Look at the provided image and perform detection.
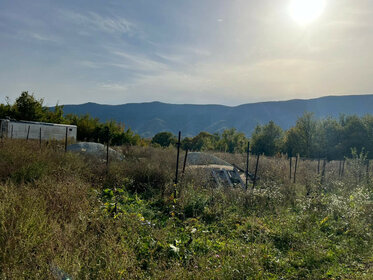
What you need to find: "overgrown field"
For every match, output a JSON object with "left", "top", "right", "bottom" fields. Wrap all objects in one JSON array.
[{"left": 1, "top": 140, "right": 373, "bottom": 279}]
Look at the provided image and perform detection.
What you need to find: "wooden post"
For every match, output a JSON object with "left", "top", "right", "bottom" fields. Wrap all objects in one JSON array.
[
  {"left": 182, "top": 149, "right": 188, "bottom": 175},
  {"left": 174, "top": 131, "right": 181, "bottom": 198},
  {"left": 293, "top": 154, "right": 299, "bottom": 184},
  {"left": 252, "top": 154, "right": 260, "bottom": 189},
  {"left": 10, "top": 125, "right": 13, "bottom": 139},
  {"left": 64, "top": 127, "right": 68, "bottom": 152},
  {"left": 245, "top": 141, "right": 250, "bottom": 190},
  {"left": 341, "top": 159, "right": 345, "bottom": 177},
  {"left": 26, "top": 125, "right": 30, "bottom": 141},
  {"left": 338, "top": 160, "right": 342, "bottom": 177},
  {"left": 289, "top": 156, "right": 292, "bottom": 180}
]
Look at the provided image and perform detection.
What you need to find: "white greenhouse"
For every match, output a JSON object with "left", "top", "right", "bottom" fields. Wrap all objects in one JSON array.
[{"left": 0, "top": 119, "right": 77, "bottom": 141}]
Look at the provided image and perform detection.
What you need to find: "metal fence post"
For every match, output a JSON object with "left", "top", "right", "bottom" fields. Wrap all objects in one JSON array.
[
  {"left": 245, "top": 141, "right": 250, "bottom": 190},
  {"left": 252, "top": 154, "right": 260, "bottom": 189},
  {"left": 293, "top": 154, "right": 299, "bottom": 183},
  {"left": 65, "top": 127, "right": 68, "bottom": 152},
  {"left": 174, "top": 131, "right": 181, "bottom": 198}
]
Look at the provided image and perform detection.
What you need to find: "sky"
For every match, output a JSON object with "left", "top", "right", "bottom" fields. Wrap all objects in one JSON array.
[{"left": 0, "top": 0, "right": 372, "bottom": 106}]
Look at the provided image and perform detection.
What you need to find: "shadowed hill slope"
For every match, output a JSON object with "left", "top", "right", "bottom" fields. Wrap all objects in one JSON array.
[{"left": 61, "top": 94, "right": 373, "bottom": 137}]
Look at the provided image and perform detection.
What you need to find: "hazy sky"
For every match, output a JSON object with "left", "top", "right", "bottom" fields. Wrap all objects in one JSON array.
[{"left": 0, "top": 0, "right": 372, "bottom": 105}]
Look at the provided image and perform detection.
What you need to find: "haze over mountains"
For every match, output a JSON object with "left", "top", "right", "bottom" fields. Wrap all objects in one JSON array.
[{"left": 62, "top": 94, "right": 373, "bottom": 137}]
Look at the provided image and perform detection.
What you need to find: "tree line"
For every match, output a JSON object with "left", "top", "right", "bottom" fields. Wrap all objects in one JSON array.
[
  {"left": 2, "top": 92, "right": 373, "bottom": 160},
  {"left": 152, "top": 113, "right": 373, "bottom": 160},
  {"left": 0, "top": 92, "right": 143, "bottom": 146},
  {"left": 151, "top": 129, "right": 247, "bottom": 154}
]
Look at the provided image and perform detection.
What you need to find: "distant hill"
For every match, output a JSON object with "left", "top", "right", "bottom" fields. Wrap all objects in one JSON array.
[{"left": 61, "top": 94, "right": 373, "bottom": 137}]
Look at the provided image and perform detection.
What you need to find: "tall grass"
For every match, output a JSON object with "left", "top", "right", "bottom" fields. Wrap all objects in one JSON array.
[{"left": 1, "top": 139, "right": 373, "bottom": 279}]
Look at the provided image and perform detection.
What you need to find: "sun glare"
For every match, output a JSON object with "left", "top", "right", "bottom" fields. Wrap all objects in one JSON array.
[{"left": 289, "top": 0, "right": 326, "bottom": 25}]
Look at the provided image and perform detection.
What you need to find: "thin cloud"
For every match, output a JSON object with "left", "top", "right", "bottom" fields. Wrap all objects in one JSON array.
[
  {"left": 155, "top": 47, "right": 211, "bottom": 65},
  {"left": 60, "top": 10, "right": 135, "bottom": 35},
  {"left": 78, "top": 60, "right": 101, "bottom": 69},
  {"left": 29, "top": 33, "right": 59, "bottom": 43},
  {"left": 100, "top": 83, "right": 129, "bottom": 91},
  {"left": 111, "top": 51, "right": 168, "bottom": 72}
]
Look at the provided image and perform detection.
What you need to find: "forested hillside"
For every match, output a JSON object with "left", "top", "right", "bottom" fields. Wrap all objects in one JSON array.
[{"left": 61, "top": 94, "right": 373, "bottom": 137}]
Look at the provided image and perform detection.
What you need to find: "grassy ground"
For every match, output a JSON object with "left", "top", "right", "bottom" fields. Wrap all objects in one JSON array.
[{"left": 1, "top": 140, "right": 373, "bottom": 279}]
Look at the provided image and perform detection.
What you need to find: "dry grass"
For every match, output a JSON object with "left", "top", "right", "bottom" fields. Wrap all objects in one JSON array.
[{"left": 1, "top": 139, "right": 373, "bottom": 279}]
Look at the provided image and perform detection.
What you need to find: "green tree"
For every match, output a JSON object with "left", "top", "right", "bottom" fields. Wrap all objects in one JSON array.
[
  {"left": 44, "top": 104, "right": 65, "bottom": 124},
  {"left": 217, "top": 128, "right": 246, "bottom": 153},
  {"left": 181, "top": 137, "right": 193, "bottom": 150},
  {"left": 251, "top": 121, "right": 283, "bottom": 156},
  {"left": 284, "top": 113, "right": 317, "bottom": 158},
  {"left": 0, "top": 101, "right": 13, "bottom": 119},
  {"left": 66, "top": 113, "right": 101, "bottom": 142},
  {"left": 151, "top": 132, "right": 176, "bottom": 147},
  {"left": 13, "top": 91, "right": 47, "bottom": 121},
  {"left": 283, "top": 127, "right": 301, "bottom": 157},
  {"left": 191, "top": 132, "right": 219, "bottom": 151},
  {"left": 339, "top": 115, "right": 369, "bottom": 157},
  {"left": 362, "top": 115, "right": 373, "bottom": 159},
  {"left": 315, "top": 118, "right": 342, "bottom": 160},
  {"left": 113, "top": 128, "right": 141, "bottom": 146}
]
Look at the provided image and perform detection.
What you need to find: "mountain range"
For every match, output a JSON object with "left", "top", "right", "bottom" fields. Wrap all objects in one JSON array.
[{"left": 61, "top": 94, "right": 373, "bottom": 137}]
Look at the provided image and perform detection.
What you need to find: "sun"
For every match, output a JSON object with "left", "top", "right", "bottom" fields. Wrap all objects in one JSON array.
[{"left": 289, "top": 0, "right": 326, "bottom": 25}]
